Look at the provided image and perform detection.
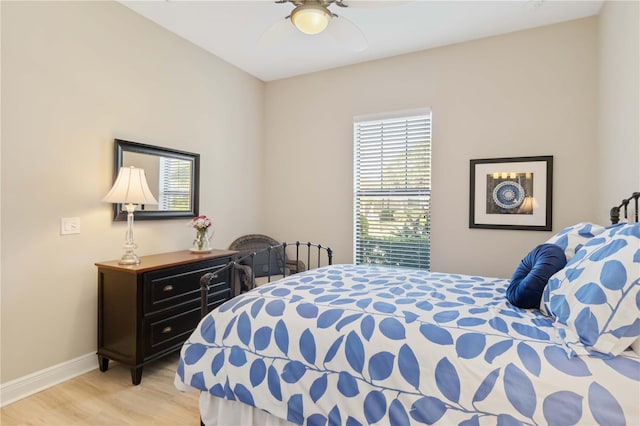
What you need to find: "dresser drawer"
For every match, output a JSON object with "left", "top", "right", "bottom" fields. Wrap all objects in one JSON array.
[
  {"left": 143, "top": 259, "right": 231, "bottom": 314},
  {"left": 143, "top": 299, "right": 227, "bottom": 358},
  {"left": 144, "top": 305, "right": 201, "bottom": 358}
]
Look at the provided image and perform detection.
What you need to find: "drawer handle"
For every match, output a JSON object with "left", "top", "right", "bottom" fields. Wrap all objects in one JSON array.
[
  {"left": 162, "top": 284, "right": 173, "bottom": 292},
  {"left": 161, "top": 326, "right": 173, "bottom": 334}
]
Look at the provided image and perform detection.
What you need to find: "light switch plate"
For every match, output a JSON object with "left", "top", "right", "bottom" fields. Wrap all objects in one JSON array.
[{"left": 61, "top": 217, "right": 80, "bottom": 235}]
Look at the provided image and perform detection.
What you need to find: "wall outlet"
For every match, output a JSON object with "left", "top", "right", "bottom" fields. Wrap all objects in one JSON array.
[{"left": 60, "top": 217, "right": 81, "bottom": 235}]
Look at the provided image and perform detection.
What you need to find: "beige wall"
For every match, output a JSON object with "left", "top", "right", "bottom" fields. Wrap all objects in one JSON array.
[
  {"left": 1, "top": 1, "right": 264, "bottom": 382},
  {"left": 263, "top": 18, "right": 599, "bottom": 278},
  {"left": 596, "top": 0, "right": 640, "bottom": 223}
]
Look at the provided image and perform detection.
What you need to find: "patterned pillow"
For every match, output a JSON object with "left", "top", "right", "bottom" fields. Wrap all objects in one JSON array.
[
  {"left": 542, "top": 222, "right": 640, "bottom": 358},
  {"left": 545, "top": 222, "right": 606, "bottom": 261}
]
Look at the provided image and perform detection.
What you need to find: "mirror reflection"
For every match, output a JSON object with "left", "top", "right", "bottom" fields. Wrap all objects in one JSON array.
[
  {"left": 122, "top": 151, "right": 193, "bottom": 211},
  {"left": 112, "top": 139, "right": 200, "bottom": 221}
]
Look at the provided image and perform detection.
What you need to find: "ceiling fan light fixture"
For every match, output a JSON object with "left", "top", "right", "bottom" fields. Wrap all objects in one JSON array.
[{"left": 291, "top": 4, "right": 332, "bottom": 35}]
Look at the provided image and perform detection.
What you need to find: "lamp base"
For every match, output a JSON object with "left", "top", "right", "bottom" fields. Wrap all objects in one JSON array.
[
  {"left": 118, "top": 252, "right": 141, "bottom": 265},
  {"left": 118, "top": 241, "right": 141, "bottom": 265}
]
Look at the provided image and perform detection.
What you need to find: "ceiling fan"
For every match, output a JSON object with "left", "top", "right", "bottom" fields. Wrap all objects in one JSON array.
[{"left": 260, "top": 0, "right": 396, "bottom": 52}]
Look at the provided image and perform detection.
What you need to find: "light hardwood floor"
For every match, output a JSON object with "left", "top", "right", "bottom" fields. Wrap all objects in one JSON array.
[{"left": 1, "top": 353, "right": 200, "bottom": 426}]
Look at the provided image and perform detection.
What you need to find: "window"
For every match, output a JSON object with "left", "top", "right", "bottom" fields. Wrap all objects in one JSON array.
[
  {"left": 354, "top": 110, "right": 432, "bottom": 269},
  {"left": 158, "top": 157, "right": 192, "bottom": 210}
]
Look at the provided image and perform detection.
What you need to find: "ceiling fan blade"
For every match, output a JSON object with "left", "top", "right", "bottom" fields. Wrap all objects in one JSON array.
[
  {"left": 258, "top": 17, "right": 296, "bottom": 48},
  {"left": 326, "top": 15, "right": 368, "bottom": 52},
  {"left": 339, "top": 0, "right": 415, "bottom": 9}
]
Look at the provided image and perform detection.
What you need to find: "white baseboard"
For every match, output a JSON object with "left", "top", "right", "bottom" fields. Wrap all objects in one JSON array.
[{"left": 0, "top": 352, "right": 98, "bottom": 407}]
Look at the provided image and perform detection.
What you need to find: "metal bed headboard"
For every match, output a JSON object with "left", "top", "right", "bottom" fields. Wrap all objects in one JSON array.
[
  {"left": 200, "top": 241, "right": 333, "bottom": 317},
  {"left": 610, "top": 192, "right": 640, "bottom": 224}
]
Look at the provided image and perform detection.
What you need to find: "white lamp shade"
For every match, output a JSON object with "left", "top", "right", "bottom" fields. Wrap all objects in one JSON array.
[
  {"left": 103, "top": 166, "right": 158, "bottom": 205},
  {"left": 291, "top": 4, "right": 331, "bottom": 35}
]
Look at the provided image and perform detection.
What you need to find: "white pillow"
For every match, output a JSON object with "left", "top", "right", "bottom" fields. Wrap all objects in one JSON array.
[
  {"left": 542, "top": 222, "right": 640, "bottom": 358},
  {"left": 545, "top": 222, "right": 606, "bottom": 261}
]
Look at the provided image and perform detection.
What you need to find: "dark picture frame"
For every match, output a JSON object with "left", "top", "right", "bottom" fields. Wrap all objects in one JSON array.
[{"left": 469, "top": 156, "right": 553, "bottom": 231}]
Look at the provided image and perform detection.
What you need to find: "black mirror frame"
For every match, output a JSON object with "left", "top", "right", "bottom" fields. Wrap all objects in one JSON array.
[{"left": 112, "top": 139, "right": 200, "bottom": 221}]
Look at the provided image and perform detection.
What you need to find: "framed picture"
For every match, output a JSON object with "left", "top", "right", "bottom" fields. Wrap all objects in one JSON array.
[{"left": 469, "top": 156, "right": 553, "bottom": 231}]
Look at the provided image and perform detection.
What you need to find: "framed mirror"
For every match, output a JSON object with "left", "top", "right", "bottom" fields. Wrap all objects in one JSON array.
[{"left": 111, "top": 139, "right": 200, "bottom": 221}]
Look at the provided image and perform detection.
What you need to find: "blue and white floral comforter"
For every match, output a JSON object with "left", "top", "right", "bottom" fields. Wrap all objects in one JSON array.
[{"left": 175, "top": 264, "right": 639, "bottom": 425}]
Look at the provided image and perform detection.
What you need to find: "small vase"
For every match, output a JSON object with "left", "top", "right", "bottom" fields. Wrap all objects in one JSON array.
[{"left": 191, "top": 228, "right": 212, "bottom": 252}]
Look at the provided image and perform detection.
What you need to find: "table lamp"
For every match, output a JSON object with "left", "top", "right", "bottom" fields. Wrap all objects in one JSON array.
[{"left": 103, "top": 166, "right": 158, "bottom": 264}]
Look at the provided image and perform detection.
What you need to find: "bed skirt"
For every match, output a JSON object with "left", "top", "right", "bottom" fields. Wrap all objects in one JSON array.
[{"left": 200, "top": 392, "right": 294, "bottom": 426}]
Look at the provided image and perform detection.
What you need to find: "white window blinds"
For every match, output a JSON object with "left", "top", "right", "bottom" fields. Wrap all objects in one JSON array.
[
  {"left": 354, "top": 111, "right": 432, "bottom": 269},
  {"left": 158, "top": 157, "right": 192, "bottom": 211}
]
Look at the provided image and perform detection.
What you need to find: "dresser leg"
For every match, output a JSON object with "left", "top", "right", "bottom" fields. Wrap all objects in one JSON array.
[
  {"left": 98, "top": 355, "right": 109, "bottom": 372},
  {"left": 131, "top": 366, "right": 143, "bottom": 385}
]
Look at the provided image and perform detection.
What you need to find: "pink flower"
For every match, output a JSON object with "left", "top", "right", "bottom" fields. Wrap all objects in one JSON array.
[{"left": 191, "top": 215, "right": 212, "bottom": 231}]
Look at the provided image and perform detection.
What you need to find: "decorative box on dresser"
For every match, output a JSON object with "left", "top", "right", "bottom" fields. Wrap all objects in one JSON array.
[{"left": 95, "top": 249, "right": 237, "bottom": 385}]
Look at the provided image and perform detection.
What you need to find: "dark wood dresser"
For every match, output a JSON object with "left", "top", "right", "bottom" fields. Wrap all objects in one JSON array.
[{"left": 95, "top": 249, "right": 237, "bottom": 385}]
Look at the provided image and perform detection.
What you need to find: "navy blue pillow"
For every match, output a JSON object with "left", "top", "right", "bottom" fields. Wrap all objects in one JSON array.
[{"left": 506, "top": 243, "right": 567, "bottom": 309}]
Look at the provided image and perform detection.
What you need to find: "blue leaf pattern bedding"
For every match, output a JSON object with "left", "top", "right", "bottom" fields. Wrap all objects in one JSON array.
[{"left": 175, "top": 264, "right": 639, "bottom": 425}]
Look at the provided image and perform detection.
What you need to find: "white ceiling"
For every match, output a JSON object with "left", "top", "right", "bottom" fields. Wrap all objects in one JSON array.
[{"left": 120, "top": 0, "right": 603, "bottom": 82}]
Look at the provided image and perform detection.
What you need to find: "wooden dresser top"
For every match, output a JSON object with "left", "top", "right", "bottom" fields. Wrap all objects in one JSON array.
[{"left": 95, "top": 249, "right": 238, "bottom": 273}]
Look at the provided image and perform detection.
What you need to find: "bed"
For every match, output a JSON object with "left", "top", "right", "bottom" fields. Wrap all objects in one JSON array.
[{"left": 175, "top": 193, "right": 640, "bottom": 425}]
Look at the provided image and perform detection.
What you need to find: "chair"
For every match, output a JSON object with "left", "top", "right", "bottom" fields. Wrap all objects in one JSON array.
[{"left": 228, "top": 234, "right": 306, "bottom": 295}]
